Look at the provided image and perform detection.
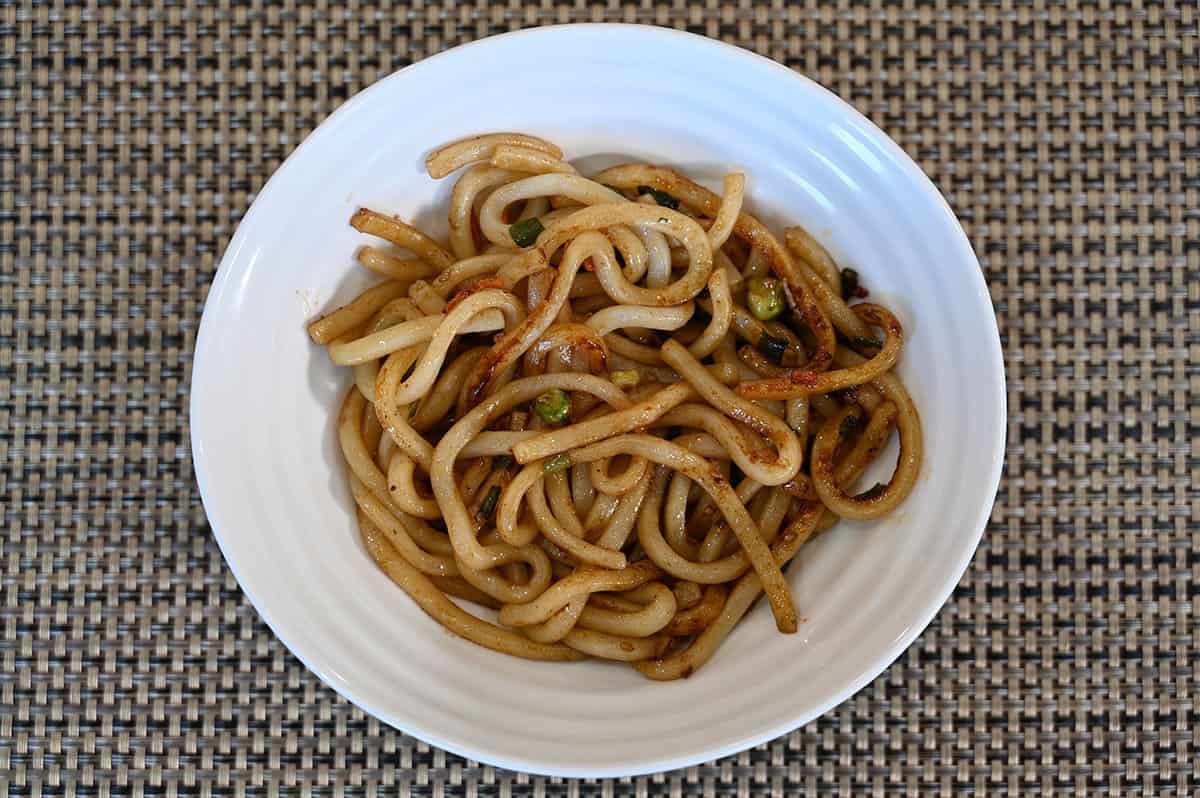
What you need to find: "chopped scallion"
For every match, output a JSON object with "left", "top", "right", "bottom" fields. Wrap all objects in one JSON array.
[
  {"left": 747, "top": 275, "right": 785, "bottom": 321},
  {"left": 636, "top": 185, "right": 680, "bottom": 210},
  {"left": 478, "top": 485, "right": 500, "bottom": 518},
  {"left": 757, "top": 332, "right": 787, "bottom": 362},
  {"left": 610, "top": 369, "right": 640, "bottom": 388},
  {"left": 544, "top": 453, "right": 572, "bottom": 474},
  {"left": 509, "top": 217, "right": 544, "bottom": 248},
  {"left": 532, "top": 388, "right": 570, "bottom": 425}
]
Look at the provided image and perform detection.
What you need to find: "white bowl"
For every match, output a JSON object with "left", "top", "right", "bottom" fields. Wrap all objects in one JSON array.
[{"left": 191, "top": 24, "right": 1005, "bottom": 777}]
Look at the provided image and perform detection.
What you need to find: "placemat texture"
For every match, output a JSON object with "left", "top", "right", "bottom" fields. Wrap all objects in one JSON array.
[{"left": 2, "top": 1, "right": 1197, "bottom": 795}]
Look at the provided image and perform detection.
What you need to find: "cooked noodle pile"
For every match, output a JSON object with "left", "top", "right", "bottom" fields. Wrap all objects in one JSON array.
[{"left": 308, "top": 133, "right": 922, "bottom": 679}]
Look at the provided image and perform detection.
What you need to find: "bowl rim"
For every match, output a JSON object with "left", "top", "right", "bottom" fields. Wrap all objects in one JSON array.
[{"left": 190, "top": 22, "right": 1007, "bottom": 777}]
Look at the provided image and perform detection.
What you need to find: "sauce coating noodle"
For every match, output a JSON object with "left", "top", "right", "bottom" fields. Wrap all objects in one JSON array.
[{"left": 308, "top": 133, "right": 923, "bottom": 677}]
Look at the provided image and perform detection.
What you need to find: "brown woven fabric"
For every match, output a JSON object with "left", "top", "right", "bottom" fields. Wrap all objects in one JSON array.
[{"left": 2, "top": 1, "right": 1197, "bottom": 794}]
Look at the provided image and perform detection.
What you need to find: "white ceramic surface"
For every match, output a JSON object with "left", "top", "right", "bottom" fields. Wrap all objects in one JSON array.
[{"left": 191, "top": 24, "right": 1006, "bottom": 777}]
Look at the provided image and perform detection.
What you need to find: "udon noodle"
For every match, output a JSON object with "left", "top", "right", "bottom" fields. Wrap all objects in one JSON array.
[{"left": 308, "top": 133, "right": 923, "bottom": 679}]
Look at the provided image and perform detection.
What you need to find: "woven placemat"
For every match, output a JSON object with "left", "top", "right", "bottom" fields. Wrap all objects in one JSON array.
[{"left": 2, "top": 1, "right": 1197, "bottom": 794}]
